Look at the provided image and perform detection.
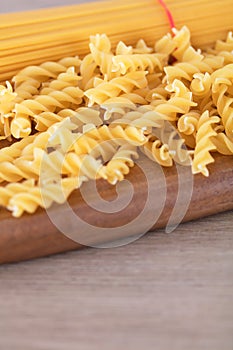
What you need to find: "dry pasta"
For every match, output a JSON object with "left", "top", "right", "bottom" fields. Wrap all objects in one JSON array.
[
  {"left": 0, "top": 22, "right": 233, "bottom": 217},
  {"left": 100, "top": 144, "right": 139, "bottom": 185}
]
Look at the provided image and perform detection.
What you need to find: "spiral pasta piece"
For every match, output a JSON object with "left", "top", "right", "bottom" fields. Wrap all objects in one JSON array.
[
  {"left": 21, "top": 108, "right": 102, "bottom": 156},
  {"left": 164, "top": 27, "right": 224, "bottom": 83},
  {"left": 0, "top": 83, "right": 17, "bottom": 138},
  {"left": 0, "top": 140, "right": 104, "bottom": 184},
  {"left": 0, "top": 134, "right": 37, "bottom": 162},
  {"left": 143, "top": 137, "right": 173, "bottom": 167},
  {"left": 78, "top": 124, "right": 148, "bottom": 148},
  {"left": 0, "top": 155, "right": 38, "bottom": 183},
  {"left": 3, "top": 177, "right": 82, "bottom": 217},
  {"left": 84, "top": 71, "right": 148, "bottom": 106},
  {"left": 192, "top": 111, "right": 220, "bottom": 176},
  {"left": 0, "top": 82, "right": 18, "bottom": 115},
  {"left": 9, "top": 59, "right": 82, "bottom": 128},
  {"left": 112, "top": 107, "right": 164, "bottom": 130},
  {"left": 171, "top": 26, "right": 191, "bottom": 61},
  {"left": 100, "top": 96, "right": 138, "bottom": 121},
  {"left": 16, "top": 87, "right": 84, "bottom": 118},
  {"left": 164, "top": 51, "right": 224, "bottom": 84},
  {"left": 100, "top": 144, "right": 138, "bottom": 185},
  {"left": 133, "top": 39, "right": 153, "bottom": 54},
  {"left": 79, "top": 53, "right": 99, "bottom": 90},
  {"left": 154, "top": 32, "right": 176, "bottom": 56},
  {"left": 48, "top": 125, "right": 117, "bottom": 162},
  {"left": 116, "top": 41, "right": 133, "bottom": 55},
  {"left": 33, "top": 148, "right": 103, "bottom": 180},
  {"left": 11, "top": 85, "right": 84, "bottom": 138},
  {"left": 208, "top": 32, "right": 233, "bottom": 64},
  {"left": 40, "top": 67, "right": 82, "bottom": 94},
  {"left": 211, "top": 64, "right": 233, "bottom": 140},
  {"left": 212, "top": 132, "right": 233, "bottom": 155},
  {"left": 89, "top": 34, "right": 116, "bottom": 79},
  {"left": 151, "top": 79, "right": 197, "bottom": 121},
  {"left": 112, "top": 53, "right": 167, "bottom": 75},
  {"left": 0, "top": 121, "right": 5, "bottom": 140},
  {"left": 158, "top": 125, "right": 192, "bottom": 165},
  {"left": 33, "top": 105, "right": 102, "bottom": 132},
  {"left": 12, "top": 56, "right": 82, "bottom": 87},
  {"left": 177, "top": 111, "right": 200, "bottom": 136},
  {"left": 145, "top": 83, "right": 167, "bottom": 103},
  {"left": 190, "top": 72, "right": 212, "bottom": 98},
  {"left": 215, "top": 31, "right": 233, "bottom": 53},
  {"left": 10, "top": 62, "right": 84, "bottom": 138},
  {"left": 0, "top": 179, "right": 36, "bottom": 208}
]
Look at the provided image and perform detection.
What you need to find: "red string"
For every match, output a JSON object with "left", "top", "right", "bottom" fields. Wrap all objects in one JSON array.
[{"left": 157, "top": 0, "right": 175, "bottom": 30}]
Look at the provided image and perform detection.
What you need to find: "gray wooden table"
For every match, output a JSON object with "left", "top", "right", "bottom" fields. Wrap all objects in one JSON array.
[{"left": 0, "top": 1, "right": 233, "bottom": 350}]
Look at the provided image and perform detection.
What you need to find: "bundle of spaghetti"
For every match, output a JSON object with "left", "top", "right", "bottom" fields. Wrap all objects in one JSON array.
[{"left": 1, "top": 0, "right": 233, "bottom": 82}]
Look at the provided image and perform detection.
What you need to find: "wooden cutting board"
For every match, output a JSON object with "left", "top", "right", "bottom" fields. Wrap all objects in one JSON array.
[
  {"left": 0, "top": 153, "right": 233, "bottom": 264},
  {"left": 0, "top": 0, "right": 233, "bottom": 264}
]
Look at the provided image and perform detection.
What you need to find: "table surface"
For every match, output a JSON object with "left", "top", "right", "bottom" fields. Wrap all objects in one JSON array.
[{"left": 0, "top": 1, "right": 233, "bottom": 350}]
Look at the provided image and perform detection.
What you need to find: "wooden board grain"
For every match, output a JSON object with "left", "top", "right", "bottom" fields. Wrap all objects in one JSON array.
[{"left": 0, "top": 153, "right": 233, "bottom": 264}]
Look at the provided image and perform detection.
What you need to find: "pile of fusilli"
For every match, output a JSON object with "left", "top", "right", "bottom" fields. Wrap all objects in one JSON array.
[{"left": 0, "top": 26, "right": 232, "bottom": 217}]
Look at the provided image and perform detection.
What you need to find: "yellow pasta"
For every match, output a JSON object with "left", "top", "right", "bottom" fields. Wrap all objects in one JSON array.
[
  {"left": 143, "top": 137, "right": 173, "bottom": 167},
  {"left": 101, "top": 144, "right": 138, "bottom": 185},
  {"left": 84, "top": 71, "right": 148, "bottom": 106},
  {"left": 151, "top": 79, "right": 197, "bottom": 121},
  {"left": 212, "top": 132, "right": 233, "bottom": 155},
  {"left": 89, "top": 33, "right": 116, "bottom": 80},
  {"left": 192, "top": 111, "right": 220, "bottom": 176},
  {"left": 211, "top": 64, "right": 233, "bottom": 140},
  {"left": 5, "top": 177, "right": 82, "bottom": 217},
  {"left": 111, "top": 53, "right": 167, "bottom": 75},
  {"left": 0, "top": 15, "right": 233, "bottom": 217}
]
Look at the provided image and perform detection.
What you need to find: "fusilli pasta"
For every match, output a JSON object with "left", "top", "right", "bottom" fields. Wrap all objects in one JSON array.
[{"left": 0, "top": 26, "right": 232, "bottom": 217}]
